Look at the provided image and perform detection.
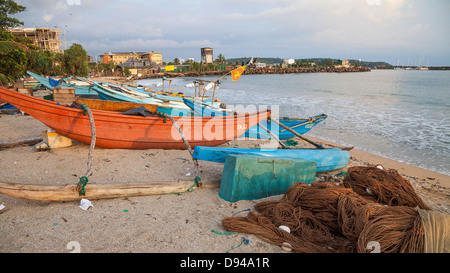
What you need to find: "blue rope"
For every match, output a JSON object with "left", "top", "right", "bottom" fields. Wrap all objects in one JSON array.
[
  {"left": 232, "top": 208, "right": 251, "bottom": 216},
  {"left": 226, "top": 237, "right": 249, "bottom": 253}
]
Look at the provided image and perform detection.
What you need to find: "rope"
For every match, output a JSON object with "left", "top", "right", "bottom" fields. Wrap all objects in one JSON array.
[
  {"left": 161, "top": 176, "right": 201, "bottom": 195},
  {"left": 77, "top": 103, "right": 96, "bottom": 196},
  {"left": 284, "top": 139, "right": 298, "bottom": 146},
  {"left": 158, "top": 111, "right": 200, "bottom": 178},
  {"left": 226, "top": 237, "right": 249, "bottom": 253},
  {"left": 221, "top": 166, "right": 436, "bottom": 253},
  {"left": 76, "top": 176, "right": 88, "bottom": 195},
  {"left": 211, "top": 228, "right": 236, "bottom": 236},
  {"left": 232, "top": 208, "right": 251, "bottom": 216}
]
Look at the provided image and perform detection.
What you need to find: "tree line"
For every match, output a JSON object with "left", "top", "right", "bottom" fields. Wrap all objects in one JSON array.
[{"left": 0, "top": 0, "right": 90, "bottom": 86}]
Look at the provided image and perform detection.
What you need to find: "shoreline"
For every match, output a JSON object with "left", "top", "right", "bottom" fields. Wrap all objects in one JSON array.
[
  {"left": 94, "top": 66, "right": 372, "bottom": 81},
  {"left": 90, "top": 75, "right": 449, "bottom": 180},
  {"left": 306, "top": 136, "right": 450, "bottom": 189},
  {"left": 0, "top": 113, "right": 448, "bottom": 253}
]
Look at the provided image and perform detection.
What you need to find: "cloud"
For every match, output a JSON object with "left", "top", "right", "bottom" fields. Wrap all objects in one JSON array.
[
  {"left": 79, "top": 38, "right": 220, "bottom": 54},
  {"left": 13, "top": 0, "right": 450, "bottom": 65},
  {"left": 43, "top": 15, "right": 53, "bottom": 22}
]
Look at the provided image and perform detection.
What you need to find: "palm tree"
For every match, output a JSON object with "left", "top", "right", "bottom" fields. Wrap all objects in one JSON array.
[{"left": 215, "top": 54, "right": 226, "bottom": 65}]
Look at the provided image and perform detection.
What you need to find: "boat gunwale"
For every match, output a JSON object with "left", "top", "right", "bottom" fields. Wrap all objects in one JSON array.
[{"left": 0, "top": 87, "right": 269, "bottom": 124}]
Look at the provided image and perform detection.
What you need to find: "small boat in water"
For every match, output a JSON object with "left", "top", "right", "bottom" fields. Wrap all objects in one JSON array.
[
  {"left": 0, "top": 87, "right": 271, "bottom": 149},
  {"left": 193, "top": 146, "right": 350, "bottom": 172}
]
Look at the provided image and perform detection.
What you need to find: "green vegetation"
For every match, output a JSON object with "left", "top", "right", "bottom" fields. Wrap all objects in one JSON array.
[
  {"left": 0, "top": 41, "right": 27, "bottom": 84},
  {"left": 63, "top": 43, "right": 89, "bottom": 76},
  {"left": 0, "top": 0, "right": 25, "bottom": 30},
  {"left": 163, "top": 54, "right": 229, "bottom": 73},
  {"left": 227, "top": 57, "right": 282, "bottom": 66},
  {"left": 0, "top": 1, "right": 89, "bottom": 86},
  {"left": 0, "top": 0, "right": 26, "bottom": 85}
]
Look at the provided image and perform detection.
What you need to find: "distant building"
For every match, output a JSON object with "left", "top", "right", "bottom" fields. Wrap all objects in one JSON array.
[
  {"left": 335, "top": 59, "right": 350, "bottom": 68},
  {"left": 122, "top": 57, "right": 153, "bottom": 68},
  {"left": 100, "top": 51, "right": 163, "bottom": 66},
  {"left": 8, "top": 27, "right": 63, "bottom": 53},
  {"left": 255, "top": 62, "right": 267, "bottom": 68},
  {"left": 282, "top": 58, "right": 295, "bottom": 65},
  {"left": 201, "top": 47, "right": 213, "bottom": 64}
]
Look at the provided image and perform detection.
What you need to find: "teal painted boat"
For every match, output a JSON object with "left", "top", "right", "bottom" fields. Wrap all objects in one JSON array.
[
  {"left": 183, "top": 98, "right": 327, "bottom": 140},
  {"left": 27, "top": 71, "right": 97, "bottom": 96},
  {"left": 92, "top": 82, "right": 195, "bottom": 116},
  {"left": 220, "top": 154, "right": 317, "bottom": 202},
  {"left": 92, "top": 81, "right": 223, "bottom": 117},
  {"left": 193, "top": 146, "right": 350, "bottom": 172}
]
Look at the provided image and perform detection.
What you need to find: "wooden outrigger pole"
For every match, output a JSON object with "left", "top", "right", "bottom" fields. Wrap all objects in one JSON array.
[{"left": 0, "top": 105, "right": 205, "bottom": 202}]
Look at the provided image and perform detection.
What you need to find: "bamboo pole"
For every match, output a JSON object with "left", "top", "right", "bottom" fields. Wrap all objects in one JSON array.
[
  {"left": 0, "top": 181, "right": 213, "bottom": 202},
  {"left": 0, "top": 137, "right": 43, "bottom": 149},
  {"left": 270, "top": 118, "right": 325, "bottom": 149},
  {"left": 255, "top": 121, "right": 287, "bottom": 149},
  {"left": 210, "top": 82, "right": 218, "bottom": 107}
]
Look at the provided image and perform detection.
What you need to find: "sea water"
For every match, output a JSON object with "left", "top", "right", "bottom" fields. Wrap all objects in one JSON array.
[{"left": 138, "top": 70, "right": 450, "bottom": 176}]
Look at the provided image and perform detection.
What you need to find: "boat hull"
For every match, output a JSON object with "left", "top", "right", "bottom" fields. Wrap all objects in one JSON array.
[
  {"left": 193, "top": 146, "right": 350, "bottom": 172},
  {"left": 0, "top": 87, "right": 270, "bottom": 149},
  {"left": 244, "top": 115, "right": 327, "bottom": 140},
  {"left": 183, "top": 98, "right": 327, "bottom": 140}
]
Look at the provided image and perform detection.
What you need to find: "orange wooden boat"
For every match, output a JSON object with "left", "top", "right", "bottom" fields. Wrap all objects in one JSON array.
[
  {"left": 74, "top": 97, "right": 159, "bottom": 113},
  {"left": 0, "top": 87, "right": 270, "bottom": 149}
]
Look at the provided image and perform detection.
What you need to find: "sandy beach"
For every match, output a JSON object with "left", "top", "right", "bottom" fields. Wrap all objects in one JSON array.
[{"left": 0, "top": 110, "right": 448, "bottom": 254}]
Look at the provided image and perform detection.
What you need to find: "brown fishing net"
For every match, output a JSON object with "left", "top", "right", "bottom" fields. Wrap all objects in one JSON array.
[
  {"left": 221, "top": 166, "right": 449, "bottom": 253},
  {"left": 343, "top": 166, "right": 431, "bottom": 210}
]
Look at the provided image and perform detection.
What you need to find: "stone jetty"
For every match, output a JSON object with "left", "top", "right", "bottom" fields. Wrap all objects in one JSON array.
[{"left": 142, "top": 66, "right": 371, "bottom": 79}]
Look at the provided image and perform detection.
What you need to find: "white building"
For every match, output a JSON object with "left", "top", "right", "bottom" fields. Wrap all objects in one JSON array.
[{"left": 282, "top": 58, "right": 295, "bottom": 65}]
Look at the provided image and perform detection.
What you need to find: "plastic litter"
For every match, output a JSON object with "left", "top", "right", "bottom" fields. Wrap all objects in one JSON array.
[
  {"left": 279, "top": 225, "right": 291, "bottom": 233},
  {"left": 79, "top": 198, "right": 94, "bottom": 211}
]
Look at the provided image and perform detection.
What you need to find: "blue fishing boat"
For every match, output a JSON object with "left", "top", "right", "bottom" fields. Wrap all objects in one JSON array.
[
  {"left": 183, "top": 98, "right": 229, "bottom": 116},
  {"left": 193, "top": 146, "right": 350, "bottom": 172},
  {"left": 92, "top": 82, "right": 194, "bottom": 116},
  {"left": 89, "top": 79, "right": 223, "bottom": 116},
  {"left": 27, "top": 71, "right": 97, "bottom": 96},
  {"left": 246, "top": 115, "right": 327, "bottom": 140},
  {"left": 88, "top": 78, "right": 212, "bottom": 104},
  {"left": 183, "top": 98, "right": 327, "bottom": 140}
]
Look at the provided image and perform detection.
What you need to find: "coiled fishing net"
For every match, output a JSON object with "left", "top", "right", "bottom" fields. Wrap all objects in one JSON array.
[
  {"left": 343, "top": 166, "right": 431, "bottom": 210},
  {"left": 222, "top": 166, "right": 449, "bottom": 253}
]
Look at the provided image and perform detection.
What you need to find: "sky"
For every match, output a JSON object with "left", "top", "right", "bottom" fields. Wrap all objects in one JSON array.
[{"left": 13, "top": 0, "right": 450, "bottom": 66}]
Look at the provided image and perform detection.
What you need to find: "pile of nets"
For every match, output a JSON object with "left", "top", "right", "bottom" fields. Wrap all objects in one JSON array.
[{"left": 222, "top": 166, "right": 450, "bottom": 253}]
